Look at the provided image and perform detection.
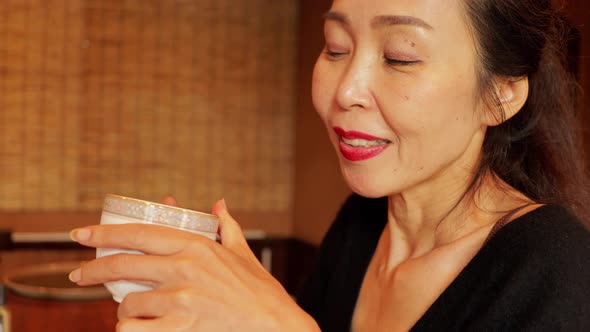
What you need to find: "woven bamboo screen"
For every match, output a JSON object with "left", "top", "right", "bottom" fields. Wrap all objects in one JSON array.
[{"left": 0, "top": 0, "right": 298, "bottom": 213}]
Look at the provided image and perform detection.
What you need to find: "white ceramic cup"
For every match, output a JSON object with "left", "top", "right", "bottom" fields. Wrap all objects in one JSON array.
[{"left": 97, "top": 194, "right": 219, "bottom": 303}]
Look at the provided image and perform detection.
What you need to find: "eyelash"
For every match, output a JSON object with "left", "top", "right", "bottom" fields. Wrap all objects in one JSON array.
[
  {"left": 385, "top": 57, "right": 421, "bottom": 66},
  {"left": 323, "top": 50, "right": 346, "bottom": 59},
  {"left": 323, "top": 50, "right": 420, "bottom": 66}
]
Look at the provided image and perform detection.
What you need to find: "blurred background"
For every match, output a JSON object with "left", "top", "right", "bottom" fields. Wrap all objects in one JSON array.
[{"left": 0, "top": 0, "right": 588, "bottom": 331}]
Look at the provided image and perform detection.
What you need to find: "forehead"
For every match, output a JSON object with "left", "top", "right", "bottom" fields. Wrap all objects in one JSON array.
[{"left": 329, "top": 0, "right": 464, "bottom": 31}]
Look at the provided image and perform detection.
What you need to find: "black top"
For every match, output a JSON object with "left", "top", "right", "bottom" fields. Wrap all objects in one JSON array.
[{"left": 297, "top": 194, "right": 590, "bottom": 331}]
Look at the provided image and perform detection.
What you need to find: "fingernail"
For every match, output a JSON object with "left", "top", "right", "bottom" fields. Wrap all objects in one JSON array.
[
  {"left": 69, "top": 268, "right": 81, "bottom": 283},
  {"left": 69, "top": 228, "right": 92, "bottom": 242},
  {"left": 220, "top": 198, "right": 227, "bottom": 210}
]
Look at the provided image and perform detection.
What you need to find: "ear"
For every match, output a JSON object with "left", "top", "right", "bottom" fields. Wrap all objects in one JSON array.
[{"left": 482, "top": 76, "right": 529, "bottom": 126}]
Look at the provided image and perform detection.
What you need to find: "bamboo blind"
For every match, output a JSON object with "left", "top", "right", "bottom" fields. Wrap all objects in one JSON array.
[{"left": 0, "top": 0, "right": 298, "bottom": 213}]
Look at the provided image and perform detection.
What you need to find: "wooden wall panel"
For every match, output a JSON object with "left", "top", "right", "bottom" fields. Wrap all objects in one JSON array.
[
  {"left": 0, "top": 0, "right": 298, "bottom": 235},
  {"left": 562, "top": 1, "right": 590, "bottom": 162}
]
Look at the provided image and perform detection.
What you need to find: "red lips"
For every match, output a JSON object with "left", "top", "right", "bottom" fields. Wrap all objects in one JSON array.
[
  {"left": 333, "top": 127, "right": 388, "bottom": 141},
  {"left": 333, "top": 127, "right": 391, "bottom": 162}
]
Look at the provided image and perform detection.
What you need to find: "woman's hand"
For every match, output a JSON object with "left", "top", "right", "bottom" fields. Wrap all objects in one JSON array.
[{"left": 68, "top": 199, "right": 319, "bottom": 332}]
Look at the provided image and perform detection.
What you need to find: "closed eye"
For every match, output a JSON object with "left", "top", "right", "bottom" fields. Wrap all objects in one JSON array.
[
  {"left": 385, "top": 58, "right": 421, "bottom": 66},
  {"left": 323, "top": 50, "right": 347, "bottom": 60}
]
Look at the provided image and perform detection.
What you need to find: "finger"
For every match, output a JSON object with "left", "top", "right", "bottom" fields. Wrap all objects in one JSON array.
[
  {"left": 118, "top": 289, "right": 170, "bottom": 320},
  {"left": 70, "top": 223, "right": 213, "bottom": 255},
  {"left": 71, "top": 253, "right": 183, "bottom": 286},
  {"left": 117, "top": 315, "right": 194, "bottom": 332},
  {"left": 162, "top": 196, "right": 177, "bottom": 206},
  {"left": 118, "top": 288, "right": 208, "bottom": 321},
  {"left": 211, "top": 199, "right": 250, "bottom": 256}
]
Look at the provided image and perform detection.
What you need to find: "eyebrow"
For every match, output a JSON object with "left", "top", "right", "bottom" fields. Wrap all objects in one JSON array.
[{"left": 323, "top": 11, "right": 434, "bottom": 31}]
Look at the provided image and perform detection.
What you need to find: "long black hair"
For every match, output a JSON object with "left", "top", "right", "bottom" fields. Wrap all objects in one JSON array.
[{"left": 464, "top": 0, "right": 589, "bottom": 225}]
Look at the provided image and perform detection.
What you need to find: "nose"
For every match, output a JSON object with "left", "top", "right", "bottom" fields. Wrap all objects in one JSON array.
[{"left": 335, "top": 57, "right": 374, "bottom": 111}]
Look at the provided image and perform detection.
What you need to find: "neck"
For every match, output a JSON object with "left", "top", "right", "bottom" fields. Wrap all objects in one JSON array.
[
  {"left": 387, "top": 169, "right": 474, "bottom": 255},
  {"left": 385, "top": 171, "right": 529, "bottom": 264}
]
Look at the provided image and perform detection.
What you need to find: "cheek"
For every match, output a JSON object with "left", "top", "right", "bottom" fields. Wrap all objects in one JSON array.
[
  {"left": 378, "top": 70, "right": 480, "bottom": 134},
  {"left": 311, "top": 61, "right": 335, "bottom": 122},
  {"left": 374, "top": 75, "right": 482, "bottom": 177}
]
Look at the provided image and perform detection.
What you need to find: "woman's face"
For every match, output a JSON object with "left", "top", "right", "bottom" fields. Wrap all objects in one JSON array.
[{"left": 313, "top": 0, "right": 487, "bottom": 198}]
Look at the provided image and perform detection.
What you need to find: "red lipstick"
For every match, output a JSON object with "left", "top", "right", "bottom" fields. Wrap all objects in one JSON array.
[
  {"left": 334, "top": 127, "right": 388, "bottom": 141},
  {"left": 333, "top": 127, "right": 391, "bottom": 162}
]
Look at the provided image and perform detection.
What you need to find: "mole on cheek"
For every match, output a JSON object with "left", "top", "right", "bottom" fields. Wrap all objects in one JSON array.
[
  {"left": 404, "top": 39, "right": 416, "bottom": 48},
  {"left": 404, "top": 39, "right": 416, "bottom": 47},
  {"left": 404, "top": 95, "right": 410, "bottom": 101}
]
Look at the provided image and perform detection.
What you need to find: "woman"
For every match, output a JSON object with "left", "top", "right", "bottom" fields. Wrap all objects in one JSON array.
[{"left": 69, "top": 0, "right": 590, "bottom": 331}]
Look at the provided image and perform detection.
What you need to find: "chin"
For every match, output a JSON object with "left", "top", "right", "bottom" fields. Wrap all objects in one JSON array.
[{"left": 340, "top": 164, "right": 394, "bottom": 199}]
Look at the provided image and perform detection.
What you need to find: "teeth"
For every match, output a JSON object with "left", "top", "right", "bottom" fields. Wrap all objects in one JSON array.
[{"left": 342, "top": 137, "right": 390, "bottom": 147}]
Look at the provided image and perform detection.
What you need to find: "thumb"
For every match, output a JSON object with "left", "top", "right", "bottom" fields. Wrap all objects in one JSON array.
[{"left": 212, "top": 199, "right": 250, "bottom": 254}]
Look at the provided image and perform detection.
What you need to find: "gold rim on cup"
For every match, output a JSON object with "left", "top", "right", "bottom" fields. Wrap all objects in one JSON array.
[{"left": 103, "top": 194, "right": 219, "bottom": 233}]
